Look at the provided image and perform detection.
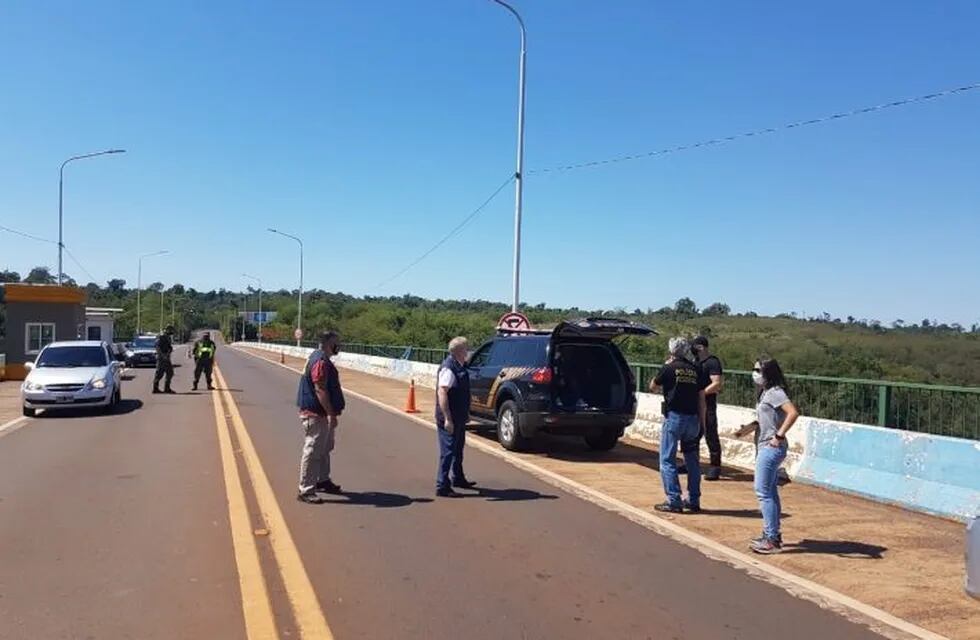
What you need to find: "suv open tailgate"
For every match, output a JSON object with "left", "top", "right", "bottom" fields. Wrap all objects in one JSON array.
[{"left": 552, "top": 318, "right": 656, "bottom": 340}]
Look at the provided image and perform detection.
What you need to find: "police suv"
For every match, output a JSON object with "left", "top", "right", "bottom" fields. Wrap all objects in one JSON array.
[{"left": 468, "top": 318, "right": 655, "bottom": 451}]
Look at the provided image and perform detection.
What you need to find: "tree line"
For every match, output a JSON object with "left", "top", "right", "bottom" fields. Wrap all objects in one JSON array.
[{"left": 2, "top": 268, "right": 979, "bottom": 387}]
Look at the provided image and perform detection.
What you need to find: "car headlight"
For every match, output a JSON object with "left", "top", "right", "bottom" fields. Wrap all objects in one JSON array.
[
  {"left": 125, "top": 350, "right": 134, "bottom": 358},
  {"left": 91, "top": 378, "right": 107, "bottom": 390},
  {"left": 24, "top": 380, "right": 44, "bottom": 391}
]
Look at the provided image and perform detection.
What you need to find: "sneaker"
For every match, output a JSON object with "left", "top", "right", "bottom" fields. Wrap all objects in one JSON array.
[
  {"left": 452, "top": 478, "right": 477, "bottom": 489},
  {"left": 705, "top": 466, "right": 721, "bottom": 481},
  {"left": 152, "top": 388, "right": 161, "bottom": 394},
  {"left": 296, "top": 492, "right": 323, "bottom": 505},
  {"left": 653, "top": 502, "right": 683, "bottom": 514},
  {"left": 750, "top": 537, "right": 783, "bottom": 554},
  {"left": 683, "top": 500, "right": 702, "bottom": 514},
  {"left": 436, "top": 487, "right": 461, "bottom": 498},
  {"left": 315, "top": 480, "right": 343, "bottom": 495}
]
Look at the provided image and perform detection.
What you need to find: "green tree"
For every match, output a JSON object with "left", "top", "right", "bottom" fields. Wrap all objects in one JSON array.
[
  {"left": 674, "top": 297, "right": 698, "bottom": 317},
  {"left": 0, "top": 269, "right": 20, "bottom": 283},
  {"left": 701, "top": 302, "right": 731, "bottom": 316},
  {"left": 24, "top": 266, "right": 56, "bottom": 284}
]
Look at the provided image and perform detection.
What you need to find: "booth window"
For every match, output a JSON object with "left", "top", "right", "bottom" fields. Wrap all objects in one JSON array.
[{"left": 25, "top": 323, "right": 56, "bottom": 355}]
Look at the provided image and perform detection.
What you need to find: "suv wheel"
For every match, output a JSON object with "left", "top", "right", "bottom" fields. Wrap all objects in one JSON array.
[
  {"left": 496, "top": 400, "right": 527, "bottom": 451},
  {"left": 584, "top": 428, "right": 620, "bottom": 451}
]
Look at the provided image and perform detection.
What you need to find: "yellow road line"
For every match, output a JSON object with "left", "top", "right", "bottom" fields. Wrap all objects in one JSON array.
[
  {"left": 210, "top": 384, "right": 278, "bottom": 639},
  {"left": 214, "top": 365, "right": 335, "bottom": 640}
]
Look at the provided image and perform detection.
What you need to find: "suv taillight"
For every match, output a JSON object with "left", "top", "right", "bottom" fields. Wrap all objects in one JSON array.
[{"left": 531, "top": 367, "right": 552, "bottom": 385}]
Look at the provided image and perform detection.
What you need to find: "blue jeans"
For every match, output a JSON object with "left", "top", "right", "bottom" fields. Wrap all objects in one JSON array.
[
  {"left": 436, "top": 423, "right": 466, "bottom": 489},
  {"left": 755, "top": 442, "right": 788, "bottom": 539},
  {"left": 660, "top": 412, "right": 702, "bottom": 508}
]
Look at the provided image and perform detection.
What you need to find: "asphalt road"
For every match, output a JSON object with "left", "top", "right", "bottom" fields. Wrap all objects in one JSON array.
[{"left": 0, "top": 344, "right": 885, "bottom": 640}]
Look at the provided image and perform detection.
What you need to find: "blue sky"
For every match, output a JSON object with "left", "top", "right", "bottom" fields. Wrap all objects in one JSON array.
[{"left": 1, "top": 0, "right": 978, "bottom": 326}]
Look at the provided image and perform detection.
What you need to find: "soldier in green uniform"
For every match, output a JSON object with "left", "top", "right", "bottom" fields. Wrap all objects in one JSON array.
[
  {"left": 152, "top": 326, "right": 176, "bottom": 394},
  {"left": 192, "top": 332, "right": 217, "bottom": 391}
]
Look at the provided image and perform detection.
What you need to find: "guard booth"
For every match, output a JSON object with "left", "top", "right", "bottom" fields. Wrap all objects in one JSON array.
[
  {"left": 0, "top": 284, "right": 87, "bottom": 380},
  {"left": 85, "top": 307, "right": 123, "bottom": 344}
]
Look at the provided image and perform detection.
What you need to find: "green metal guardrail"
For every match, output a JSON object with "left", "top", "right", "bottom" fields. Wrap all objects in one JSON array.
[
  {"left": 265, "top": 339, "right": 980, "bottom": 440},
  {"left": 633, "top": 363, "right": 980, "bottom": 440}
]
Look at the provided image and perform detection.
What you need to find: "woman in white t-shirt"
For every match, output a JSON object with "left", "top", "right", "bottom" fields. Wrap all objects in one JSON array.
[{"left": 750, "top": 356, "right": 799, "bottom": 555}]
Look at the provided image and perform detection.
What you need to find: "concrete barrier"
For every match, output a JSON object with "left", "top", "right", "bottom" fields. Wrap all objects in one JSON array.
[
  {"left": 793, "top": 419, "right": 980, "bottom": 521},
  {"left": 238, "top": 342, "right": 980, "bottom": 521}
]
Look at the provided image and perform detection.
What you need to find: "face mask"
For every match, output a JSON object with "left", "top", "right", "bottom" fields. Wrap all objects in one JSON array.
[{"left": 752, "top": 371, "right": 765, "bottom": 386}]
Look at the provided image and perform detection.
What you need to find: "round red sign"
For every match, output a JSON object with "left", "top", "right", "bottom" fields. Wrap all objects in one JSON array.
[{"left": 497, "top": 312, "right": 532, "bottom": 331}]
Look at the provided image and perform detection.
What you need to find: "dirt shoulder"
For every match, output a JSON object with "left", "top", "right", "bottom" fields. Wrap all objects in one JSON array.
[
  {"left": 0, "top": 381, "right": 25, "bottom": 426},
  {"left": 242, "top": 346, "right": 979, "bottom": 640}
]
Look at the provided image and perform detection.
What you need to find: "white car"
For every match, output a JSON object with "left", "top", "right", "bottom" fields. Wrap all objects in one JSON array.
[{"left": 21, "top": 341, "right": 124, "bottom": 417}]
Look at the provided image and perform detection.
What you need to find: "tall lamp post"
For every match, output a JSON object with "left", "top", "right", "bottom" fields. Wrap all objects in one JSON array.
[
  {"left": 267, "top": 228, "right": 304, "bottom": 346},
  {"left": 490, "top": 0, "right": 526, "bottom": 313},
  {"left": 59, "top": 149, "right": 126, "bottom": 284},
  {"left": 242, "top": 273, "right": 263, "bottom": 344},
  {"left": 137, "top": 250, "right": 168, "bottom": 336}
]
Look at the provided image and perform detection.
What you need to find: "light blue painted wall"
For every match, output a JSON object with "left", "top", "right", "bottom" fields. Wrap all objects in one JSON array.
[{"left": 796, "top": 420, "right": 980, "bottom": 521}]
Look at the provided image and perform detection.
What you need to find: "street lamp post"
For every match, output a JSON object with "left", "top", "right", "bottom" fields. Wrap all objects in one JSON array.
[
  {"left": 59, "top": 149, "right": 126, "bottom": 285},
  {"left": 241, "top": 294, "right": 248, "bottom": 342},
  {"left": 242, "top": 274, "right": 263, "bottom": 344},
  {"left": 267, "top": 228, "right": 304, "bottom": 346},
  {"left": 490, "top": 0, "right": 527, "bottom": 313},
  {"left": 137, "top": 250, "right": 168, "bottom": 336},
  {"left": 159, "top": 288, "right": 165, "bottom": 335}
]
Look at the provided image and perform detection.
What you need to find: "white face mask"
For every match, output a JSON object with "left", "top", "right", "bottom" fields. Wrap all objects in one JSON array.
[{"left": 752, "top": 371, "right": 765, "bottom": 386}]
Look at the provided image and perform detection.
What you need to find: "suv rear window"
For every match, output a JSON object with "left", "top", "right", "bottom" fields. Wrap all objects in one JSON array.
[{"left": 489, "top": 339, "right": 547, "bottom": 367}]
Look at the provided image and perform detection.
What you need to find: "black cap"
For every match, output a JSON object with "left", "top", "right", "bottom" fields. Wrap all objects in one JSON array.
[{"left": 692, "top": 335, "right": 709, "bottom": 348}]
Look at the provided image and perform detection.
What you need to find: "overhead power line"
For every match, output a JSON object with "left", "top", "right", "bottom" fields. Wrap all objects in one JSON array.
[
  {"left": 62, "top": 246, "right": 99, "bottom": 284},
  {"left": 531, "top": 82, "right": 980, "bottom": 174},
  {"left": 375, "top": 175, "right": 515, "bottom": 289},
  {"left": 0, "top": 224, "right": 56, "bottom": 244}
]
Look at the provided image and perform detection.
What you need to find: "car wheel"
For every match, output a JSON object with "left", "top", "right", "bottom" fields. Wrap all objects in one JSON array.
[
  {"left": 22, "top": 406, "right": 36, "bottom": 418},
  {"left": 496, "top": 400, "right": 527, "bottom": 451},
  {"left": 584, "top": 428, "right": 620, "bottom": 451}
]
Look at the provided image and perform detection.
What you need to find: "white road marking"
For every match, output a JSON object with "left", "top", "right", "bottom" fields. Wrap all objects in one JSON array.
[
  {"left": 0, "top": 416, "right": 29, "bottom": 439},
  {"left": 232, "top": 346, "right": 947, "bottom": 640}
]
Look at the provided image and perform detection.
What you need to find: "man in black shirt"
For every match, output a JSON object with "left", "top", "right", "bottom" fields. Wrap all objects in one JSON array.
[
  {"left": 649, "top": 337, "right": 708, "bottom": 513},
  {"left": 692, "top": 335, "right": 725, "bottom": 480}
]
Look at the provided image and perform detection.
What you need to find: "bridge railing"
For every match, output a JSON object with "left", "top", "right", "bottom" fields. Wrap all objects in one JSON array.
[
  {"left": 633, "top": 363, "right": 980, "bottom": 440},
  {"left": 259, "top": 339, "right": 979, "bottom": 440}
]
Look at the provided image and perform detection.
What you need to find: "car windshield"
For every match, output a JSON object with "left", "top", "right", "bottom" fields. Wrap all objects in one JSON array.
[
  {"left": 36, "top": 346, "right": 108, "bottom": 368},
  {"left": 133, "top": 338, "right": 157, "bottom": 349}
]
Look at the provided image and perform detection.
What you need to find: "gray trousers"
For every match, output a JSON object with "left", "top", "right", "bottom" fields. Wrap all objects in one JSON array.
[{"left": 298, "top": 415, "right": 336, "bottom": 494}]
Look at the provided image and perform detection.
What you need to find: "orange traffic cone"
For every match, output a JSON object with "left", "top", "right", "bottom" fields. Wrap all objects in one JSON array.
[{"left": 404, "top": 379, "right": 420, "bottom": 413}]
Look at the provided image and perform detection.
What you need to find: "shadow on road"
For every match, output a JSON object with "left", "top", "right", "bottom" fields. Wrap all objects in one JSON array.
[
  {"left": 38, "top": 399, "right": 144, "bottom": 419},
  {"left": 781, "top": 539, "right": 887, "bottom": 559},
  {"left": 321, "top": 491, "right": 434, "bottom": 508},
  {"left": 698, "top": 508, "right": 792, "bottom": 519},
  {"left": 461, "top": 487, "right": 559, "bottom": 502}
]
